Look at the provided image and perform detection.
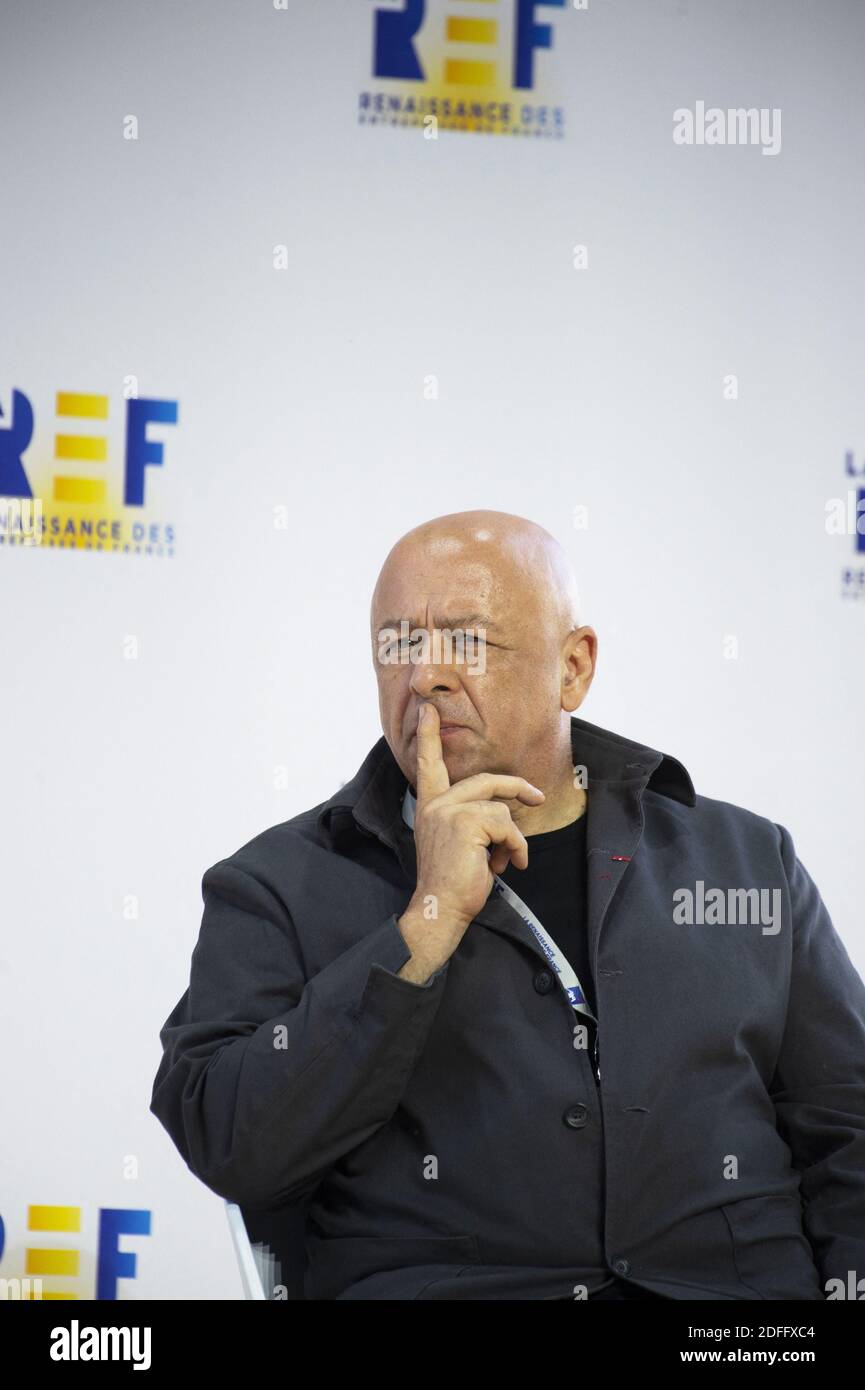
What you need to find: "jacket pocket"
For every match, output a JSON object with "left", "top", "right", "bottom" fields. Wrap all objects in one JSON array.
[
  {"left": 306, "top": 1233, "right": 482, "bottom": 1300},
  {"left": 721, "top": 1194, "right": 824, "bottom": 1300}
]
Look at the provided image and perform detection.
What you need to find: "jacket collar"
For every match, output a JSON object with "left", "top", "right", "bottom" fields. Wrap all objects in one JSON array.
[
  {"left": 317, "top": 714, "right": 696, "bottom": 847},
  {"left": 317, "top": 715, "right": 696, "bottom": 977}
]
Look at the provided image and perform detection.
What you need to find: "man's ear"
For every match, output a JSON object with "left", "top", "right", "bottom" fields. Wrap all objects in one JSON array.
[{"left": 561, "top": 626, "right": 597, "bottom": 713}]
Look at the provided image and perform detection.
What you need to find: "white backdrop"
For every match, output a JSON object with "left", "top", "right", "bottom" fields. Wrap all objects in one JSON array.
[{"left": 1, "top": 0, "right": 863, "bottom": 1299}]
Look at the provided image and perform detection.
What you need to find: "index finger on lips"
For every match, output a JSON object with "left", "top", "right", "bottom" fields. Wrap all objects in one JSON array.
[{"left": 415, "top": 702, "right": 451, "bottom": 804}]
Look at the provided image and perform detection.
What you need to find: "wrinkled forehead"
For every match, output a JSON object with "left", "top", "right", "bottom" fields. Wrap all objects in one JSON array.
[{"left": 370, "top": 541, "right": 549, "bottom": 636}]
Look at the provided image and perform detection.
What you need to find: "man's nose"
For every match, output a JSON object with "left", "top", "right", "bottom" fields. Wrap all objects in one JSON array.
[{"left": 408, "top": 653, "right": 462, "bottom": 697}]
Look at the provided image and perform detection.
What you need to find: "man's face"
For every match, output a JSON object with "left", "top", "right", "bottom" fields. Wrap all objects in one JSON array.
[{"left": 370, "top": 548, "right": 570, "bottom": 790}]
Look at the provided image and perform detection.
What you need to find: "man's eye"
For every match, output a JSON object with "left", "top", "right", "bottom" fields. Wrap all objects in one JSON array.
[{"left": 396, "top": 634, "right": 489, "bottom": 655}]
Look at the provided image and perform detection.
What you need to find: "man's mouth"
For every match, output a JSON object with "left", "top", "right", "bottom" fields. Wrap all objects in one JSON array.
[{"left": 409, "top": 720, "right": 471, "bottom": 739}]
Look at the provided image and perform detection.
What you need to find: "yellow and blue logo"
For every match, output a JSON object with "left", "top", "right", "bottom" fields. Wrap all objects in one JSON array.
[
  {"left": 0, "top": 385, "right": 178, "bottom": 556},
  {"left": 0, "top": 1205, "right": 151, "bottom": 1300},
  {"left": 360, "top": 0, "right": 568, "bottom": 138}
]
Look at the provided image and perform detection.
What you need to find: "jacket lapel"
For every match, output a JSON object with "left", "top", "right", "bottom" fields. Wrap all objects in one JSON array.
[{"left": 582, "top": 773, "right": 651, "bottom": 984}]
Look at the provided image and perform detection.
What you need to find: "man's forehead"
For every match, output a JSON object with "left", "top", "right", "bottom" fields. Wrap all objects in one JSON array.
[
  {"left": 371, "top": 545, "right": 547, "bottom": 629},
  {"left": 376, "top": 608, "right": 500, "bottom": 631}
]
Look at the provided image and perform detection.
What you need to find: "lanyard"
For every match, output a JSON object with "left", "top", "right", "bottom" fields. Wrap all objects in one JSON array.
[{"left": 401, "top": 787, "right": 601, "bottom": 1082}]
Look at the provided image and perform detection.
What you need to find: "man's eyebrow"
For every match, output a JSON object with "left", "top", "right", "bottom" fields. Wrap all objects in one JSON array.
[{"left": 376, "top": 614, "right": 498, "bottom": 631}]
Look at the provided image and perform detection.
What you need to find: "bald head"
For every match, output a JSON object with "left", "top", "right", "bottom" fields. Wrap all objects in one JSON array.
[
  {"left": 369, "top": 510, "right": 597, "bottom": 801},
  {"left": 370, "top": 510, "right": 581, "bottom": 641}
]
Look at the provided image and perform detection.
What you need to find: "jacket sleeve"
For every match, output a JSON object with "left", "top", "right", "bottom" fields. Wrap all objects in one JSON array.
[
  {"left": 150, "top": 859, "right": 450, "bottom": 1210},
  {"left": 769, "top": 822, "right": 865, "bottom": 1289}
]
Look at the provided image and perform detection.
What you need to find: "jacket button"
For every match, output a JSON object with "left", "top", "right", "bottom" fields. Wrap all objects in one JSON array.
[
  {"left": 563, "top": 1104, "right": 588, "bottom": 1129},
  {"left": 533, "top": 970, "right": 555, "bottom": 994},
  {"left": 612, "top": 1258, "right": 631, "bottom": 1276}
]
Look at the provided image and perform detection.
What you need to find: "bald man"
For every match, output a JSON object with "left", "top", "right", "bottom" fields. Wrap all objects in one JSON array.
[{"left": 151, "top": 510, "right": 865, "bottom": 1302}]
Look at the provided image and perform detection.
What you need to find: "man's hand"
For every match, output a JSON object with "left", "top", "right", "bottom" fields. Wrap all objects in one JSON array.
[{"left": 396, "top": 703, "right": 545, "bottom": 983}]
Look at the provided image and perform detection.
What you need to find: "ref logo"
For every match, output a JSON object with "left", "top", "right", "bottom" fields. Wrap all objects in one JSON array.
[
  {"left": 0, "top": 385, "right": 178, "bottom": 555},
  {"left": 360, "top": 0, "right": 570, "bottom": 138},
  {"left": 0, "top": 1206, "right": 152, "bottom": 1301}
]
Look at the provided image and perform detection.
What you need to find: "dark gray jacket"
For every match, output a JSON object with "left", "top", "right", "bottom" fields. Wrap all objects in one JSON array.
[{"left": 150, "top": 716, "right": 865, "bottom": 1300}]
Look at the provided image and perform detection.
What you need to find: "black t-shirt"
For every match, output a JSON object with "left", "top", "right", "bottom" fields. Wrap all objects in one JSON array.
[{"left": 499, "top": 811, "right": 594, "bottom": 1017}]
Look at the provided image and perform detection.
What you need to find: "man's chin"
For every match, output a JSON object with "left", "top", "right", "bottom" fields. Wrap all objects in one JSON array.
[
  {"left": 398, "top": 734, "right": 487, "bottom": 790},
  {"left": 418, "top": 749, "right": 478, "bottom": 785}
]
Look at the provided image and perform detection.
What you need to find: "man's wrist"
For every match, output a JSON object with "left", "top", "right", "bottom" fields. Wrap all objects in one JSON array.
[{"left": 396, "top": 903, "right": 460, "bottom": 983}]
